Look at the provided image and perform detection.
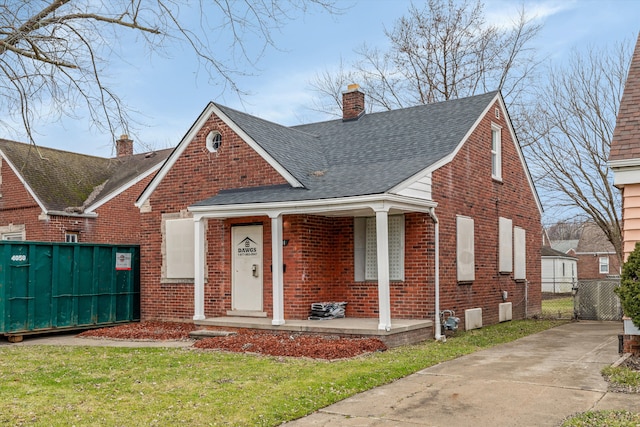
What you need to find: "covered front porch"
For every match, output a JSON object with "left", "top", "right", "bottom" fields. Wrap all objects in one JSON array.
[
  {"left": 193, "top": 316, "right": 433, "bottom": 348},
  {"left": 189, "top": 193, "right": 443, "bottom": 343}
]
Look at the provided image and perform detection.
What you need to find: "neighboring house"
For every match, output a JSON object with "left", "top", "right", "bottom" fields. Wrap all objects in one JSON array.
[
  {"left": 610, "top": 33, "right": 640, "bottom": 353},
  {"left": 574, "top": 223, "right": 621, "bottom": 279},
  {"left": 135, "top": 86, "right": 543, "bottom": 337},
  {"left": 541, "top": 246, "right": 577, "bottom": 293},
  {"left": 0, "top": 136, "right": 171, "bottom": 244},
  {"left": 551, "top": 225, "right": 620, "bottom": 280},
  {"left": 610, "top": 33, "right": 640, "bottom": 260}
]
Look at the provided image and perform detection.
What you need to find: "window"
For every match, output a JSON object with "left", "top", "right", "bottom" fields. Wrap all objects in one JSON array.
[
  {"left": 599, "top": 257, "right": 609, "bottom": 274},
  {"left": 499, "top": 217, "right": 513, "bottom": 273},
  {"left": 354, "top": 215, "right": 404, "bottom": 281},
  {"left": 513, "top": 227, "right": 526, "bottom": 280},
  {"left": 65, "top": 232, "right": 78, "bottom": 243},
  {"left": 491, "top": 124, "right": 502, "bottom": 180},
  {"left": 0, "top": 224, "right": 25, "bottom": 241},
  {"left": 457, "top": 216, "right": 475, "bottom": 282},
  {"left": 206, "top": 131, "right": 222, "bottom": 152},
  {"left": 2, "top": 231, "right": 24, "bottom": 241},
  {"left": 165, "top": 218, "right": 195, "bottom": 279}
]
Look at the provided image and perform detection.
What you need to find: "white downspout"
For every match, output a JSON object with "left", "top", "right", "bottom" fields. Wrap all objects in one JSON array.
[{"left": 429, "top": 208, "right": 443, "bottom": 341}]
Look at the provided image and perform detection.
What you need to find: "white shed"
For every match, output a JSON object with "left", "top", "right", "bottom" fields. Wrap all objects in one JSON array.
[{"left": 541, "top": 246, "right": 577, "bottom": 293}]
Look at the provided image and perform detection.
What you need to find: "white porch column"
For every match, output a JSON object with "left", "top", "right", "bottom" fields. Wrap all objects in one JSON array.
[
  {"left": 193, "top": 217, "right": 206, "bottom": 320},
  {"left": 375, "top": 209, "right": 392, "bottom": 331},
  {"left": 270, "top": 214, "right": 285, "bottom": 325}
]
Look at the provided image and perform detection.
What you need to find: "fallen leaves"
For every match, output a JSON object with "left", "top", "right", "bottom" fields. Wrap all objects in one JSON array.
[{"left": 77, "top": 321, "right": 387, "bottom": 360}]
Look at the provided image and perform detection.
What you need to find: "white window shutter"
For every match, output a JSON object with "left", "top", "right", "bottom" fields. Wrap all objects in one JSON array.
[
  {"left": 457, "top": 216, "right": 475, "bottom": 281},
  {"left": 166, "top": 219, "right": 195, "bottom": 279},
  {"left": 514, "top": 227, "right": 526, "bottom": 280},
  {"left": 499, "top": 217, "right": 513, "bottom": 273}
]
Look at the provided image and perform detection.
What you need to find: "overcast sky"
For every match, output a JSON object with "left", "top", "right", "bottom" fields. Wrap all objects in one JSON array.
[{"left": 16, "top": 0, "right": 640, "bottom": 157}]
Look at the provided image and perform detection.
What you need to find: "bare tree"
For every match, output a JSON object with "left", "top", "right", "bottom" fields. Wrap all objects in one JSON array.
[
  {"left": 0, "top": 0, "right": 337, "bottom": 145},
  {"left": 309, "top": 0, "right": 541, "bottom": 116},
  {"left": 545, "top": 219, "right": 585, "bottom": 241},
  {"left": 521, "top": 41, "right": 633, "bottom": 264}
]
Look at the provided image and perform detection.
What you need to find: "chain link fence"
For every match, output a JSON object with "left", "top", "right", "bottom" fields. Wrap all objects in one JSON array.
[
  {"left": 574, "top": 279, "right": 622, "bottom": 321},
  {"left": 540, "top": 279, "right": 622, "bottom": 321}
]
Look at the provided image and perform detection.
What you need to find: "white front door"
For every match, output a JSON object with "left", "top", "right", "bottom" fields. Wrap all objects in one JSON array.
[{"left": 231, "top": 225, "right": 263, "bottom": 312}]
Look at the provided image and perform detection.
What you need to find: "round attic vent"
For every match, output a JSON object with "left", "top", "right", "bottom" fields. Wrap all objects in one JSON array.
[{"left": 206, "top": 131, "right": 222, "bottom": 152}]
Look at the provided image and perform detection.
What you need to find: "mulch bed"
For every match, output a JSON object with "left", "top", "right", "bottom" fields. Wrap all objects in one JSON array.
[{"left": 77, "top": 321, "right": 387, "bottom": 359}]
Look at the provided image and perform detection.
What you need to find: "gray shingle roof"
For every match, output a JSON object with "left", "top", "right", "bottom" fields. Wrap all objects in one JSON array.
[
  {"left": 0, "top": 139, "right": 171, "bottom": 213},
  {"left": 194, "top": 91, "right": 499, "bottom": 206},
  {"left": 542, "top": 246, "right": 576, "bottom": 258},
  {"left": 550, "top": 240, "right": 579, "bottom": 254}
]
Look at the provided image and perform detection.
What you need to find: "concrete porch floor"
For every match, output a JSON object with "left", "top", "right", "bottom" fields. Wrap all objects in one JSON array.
[{"left": 194, "top": 317, "right": 434, "bottom": 347}]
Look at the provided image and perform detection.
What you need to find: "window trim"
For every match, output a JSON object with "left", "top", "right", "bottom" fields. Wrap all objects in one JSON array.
[
  {"left": 491, "top": 123, "right": 502, "bottom": 181},
  {"left": 599, "top": 256, "right": 609, "bottom": 274},
  {"left": 164, "top": 217, "right": 196, "bottom": 280},
  {"left": 456, "top": 215, "right": 475, "bottom": 282},
  {"left": 65, "top": 232, "right": 79, "bottom": 243},
  {"left": 513, "top": 226, "right": 526, "bottom": 281},
  {"left": 499, "top": 217, "right": 513, "bottom": 274}
]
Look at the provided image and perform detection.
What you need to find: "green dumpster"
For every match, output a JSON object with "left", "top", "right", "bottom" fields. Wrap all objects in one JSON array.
[{"left": 0, "top": 242, "right": 140, "bottom": 338}]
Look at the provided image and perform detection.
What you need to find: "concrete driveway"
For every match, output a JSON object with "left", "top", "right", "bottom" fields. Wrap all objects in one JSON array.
[{"left": 285, "top": 321, "right": 639, "bottom": 427}]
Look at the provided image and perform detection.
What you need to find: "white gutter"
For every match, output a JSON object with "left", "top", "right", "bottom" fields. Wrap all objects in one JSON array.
[
  {"left": 428, "top": 207, "right": 443, "bottom": 341},
  {"left": 46, "top": 210, "right": 98, "bottom": 218}
]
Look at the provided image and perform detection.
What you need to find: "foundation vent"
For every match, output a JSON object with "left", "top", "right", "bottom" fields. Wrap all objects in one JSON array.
[
  {"left": 499, "top": 302, "right": 513, "bottom": 322},
  {"left": 465, "top": 308, "right": 483, "bottom": 330}
]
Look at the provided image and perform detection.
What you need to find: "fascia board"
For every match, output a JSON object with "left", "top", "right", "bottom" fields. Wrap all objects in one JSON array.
[
  {"left": 189, "top": 193, "right": 437, "bottom": 220},
  {"left": 85, "top": 162, "right": 163, "bottom": 213},
  {"left": 213, "top": 105, "right": 303, "bottom": 188},
  {"left": 389, "top": 95, "right": 493, "bottom": 195},
  {"left": 609, "top": 158, "right": 640, "bottom": 169},
  {"left": 497, "top": 94, "right": 544, "bottom": 215},
  {"left": 392, "top": 93, "right": 544, "bottom": 216},
  {"left": 0, "top": 148, "right": 49, "bottom": 213},
  {"left": 135, "top": 102, "right": 302, "bottom": 208}
]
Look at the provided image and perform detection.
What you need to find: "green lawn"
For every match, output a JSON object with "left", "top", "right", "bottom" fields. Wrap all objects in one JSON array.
[
  {"left": 541, "top": 296, "right": 574, "bottom": 319},
  {"left": 0, "top": 320, "right": 566, "bottom": 426}
]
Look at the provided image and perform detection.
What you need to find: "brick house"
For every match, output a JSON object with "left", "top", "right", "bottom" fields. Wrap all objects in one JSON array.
[
  {"left": 0, "top": 136, "right": 171, "bottom": 244},
  {"left": 136, "top": 86, "right": 542, "bottom": 340},
  {"left": 573, "top": 223, "right": 621, "bottom": 279}
]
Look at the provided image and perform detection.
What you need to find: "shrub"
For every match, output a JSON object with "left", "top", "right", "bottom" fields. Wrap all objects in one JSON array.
[{"left": 617, "top": 242, "right": 640, "bottom": 328}]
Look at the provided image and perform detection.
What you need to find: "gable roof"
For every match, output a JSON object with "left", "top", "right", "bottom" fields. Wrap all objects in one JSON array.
[
  {"left": 575, "top": 222, "right": 616, "bottom": 254},
  {"left": 542, "top": 246, "right": 577, "bottom": 259},
  {"left": 610, "top": 33, "right": 640, "bottom": 163},
  {"left": 0, "top": 139, "right": 171, "bottom": 215},
  {"left": 550, "top": 239, "right": 579, "bottom": 254},
  {"left": 138, "top": 90, "right": 541, "bottom": 215}
]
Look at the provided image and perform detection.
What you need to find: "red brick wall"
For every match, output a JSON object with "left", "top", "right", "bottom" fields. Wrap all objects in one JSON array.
[
  {"left": 576, "top": 253, "right": 621, "bottom": 280},
  {"left": 140, "top": 111, "right": 289, "bottom": 320},
  {"left": 430, "top": 100, "right": 542, "bottom": 328},
  {"left": 0, "top": 157, "right": 152, "bottom": 244}
]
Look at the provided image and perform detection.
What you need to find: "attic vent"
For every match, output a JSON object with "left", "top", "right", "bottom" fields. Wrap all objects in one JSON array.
[
  {"left": 495, "top": 108, "right": 500, "bottom": 119},
  {"left": 206, "top": 131, "right": 222, "bottom": 152}
]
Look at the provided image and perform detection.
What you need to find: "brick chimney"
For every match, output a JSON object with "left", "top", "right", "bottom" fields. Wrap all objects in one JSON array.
[
  {"left": 116, "top": 134, "right": 133, "bottom": 157},
  {"left": 342, "top": 84, "right": 365, "bottom": 121}
]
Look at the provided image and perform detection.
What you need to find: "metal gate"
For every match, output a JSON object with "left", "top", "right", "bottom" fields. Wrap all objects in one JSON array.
[
  {"left": 573, "top": 279, "right": 622, "bottom": 321},
  {"left": 0, "top": 242, "right": 140, "bottom": 336}
]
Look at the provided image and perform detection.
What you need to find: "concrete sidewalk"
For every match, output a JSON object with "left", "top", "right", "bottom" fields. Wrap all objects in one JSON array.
[{"left": 285, "top": 321, "right": 639, "bottom": 427}]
